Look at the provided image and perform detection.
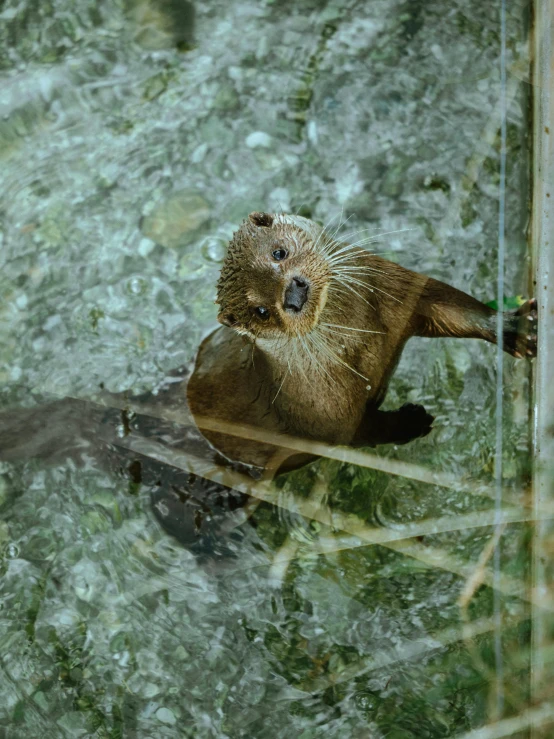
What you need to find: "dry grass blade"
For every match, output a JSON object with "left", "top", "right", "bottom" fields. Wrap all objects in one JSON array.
[
  {"left": 458, "top": 524, "right": 512, "bottom": 715},
  {"left": 269, "top": 472, "right": 330, "bottom": 585},
  {"left": 41, "top": 386, "right": 505, "bottom": 501},
  {"left": 387, "top": 538, "right": 531, "bottom": 608},
  {"left": 300, "top": 612, "right": 527, "bottom": 694},
  {"left": 194, "top": 414, "right": 497, "bottom": 499},
  {"left": 459, "top": 524, "right": 508, "bottom": 610},
  {"left": 38, "top": 388, "right": 547, "bottom": 514},
  {"left": 268, "top": 539, "right": 300, "bottom": 586},
  {"left": 111, "top": 434, "right": 554, "bottom": 614}
]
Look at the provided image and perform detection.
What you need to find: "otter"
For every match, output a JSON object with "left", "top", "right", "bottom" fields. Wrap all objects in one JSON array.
[
  {"left": 0, "top": 211, "right": 537, "bottom": 549},
  {"left": 187, "top": 211, "right": 537, "bottom": 474},
  {"left": 0, "top": 209, "right": 538, "bottom": 552}
]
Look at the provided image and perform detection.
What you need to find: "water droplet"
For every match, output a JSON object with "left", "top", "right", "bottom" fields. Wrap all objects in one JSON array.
[
  {"left": 355, "top": 691, "right": 378, "bottom": 712},
  {"left": 366, "top": 384, "right": 372, "bottom": 390},
  {"left": 201, "top": 237, "right": 226, "bottom": 263},
  {"left": 127, "top": 276, "right": 147, "bottom": 296},
  {"left": 5, "top": 543, "right": 19, "bottom": 559}
]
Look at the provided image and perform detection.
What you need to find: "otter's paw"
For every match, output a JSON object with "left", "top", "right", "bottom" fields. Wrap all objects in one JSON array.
[
  {"left": 395, "top": 403, "right": 435, "bottom": 444},
  {"left": 504, "top": 298, "right": 537, "bottom": 359}
]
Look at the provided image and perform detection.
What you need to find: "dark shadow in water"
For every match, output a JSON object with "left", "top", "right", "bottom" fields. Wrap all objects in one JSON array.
[{"left": 0, "top": 364, "right": 435, "bottom": 560}]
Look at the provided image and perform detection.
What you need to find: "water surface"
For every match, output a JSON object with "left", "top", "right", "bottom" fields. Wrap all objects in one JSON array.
[{"left": 0, "top": 0, "right": 535, "bottom": 736}]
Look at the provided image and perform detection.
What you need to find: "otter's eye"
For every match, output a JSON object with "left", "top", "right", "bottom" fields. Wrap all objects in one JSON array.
[
  {"left": 255, "top": 306, "right": 270, "bottom": 320},
  {"left": 272, "top": 248, "right": 288, "bottom": 261}
]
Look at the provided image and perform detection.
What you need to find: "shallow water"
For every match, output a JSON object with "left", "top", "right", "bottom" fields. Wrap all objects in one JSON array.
[{"left": 0, "top": 0, "right": 536, "bottom": 737}]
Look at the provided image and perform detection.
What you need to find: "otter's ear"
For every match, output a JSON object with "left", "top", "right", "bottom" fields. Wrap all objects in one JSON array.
[
  {"left": 217, "top": 312, "right": 238, "bottom": 328},
  {"left": 249, "top": 212, "right": 274, "bottom": 228}
]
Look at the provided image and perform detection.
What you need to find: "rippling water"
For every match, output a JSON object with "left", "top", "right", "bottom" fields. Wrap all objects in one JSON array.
[{"left": 0, "top": 0, "right": 535, "bottom": 736}]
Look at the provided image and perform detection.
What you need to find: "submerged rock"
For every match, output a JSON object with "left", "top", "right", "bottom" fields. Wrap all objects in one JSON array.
[{"left": 140, "top": 190, "right": 211, "bottom": 248}]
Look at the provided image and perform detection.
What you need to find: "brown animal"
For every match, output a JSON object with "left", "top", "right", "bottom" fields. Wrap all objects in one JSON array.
[
  {"left": 187, "top": 211, "right": 536, "bottom": 475},
  {"left": 0, "top": 211, "right": 537, "bottom": 549}
]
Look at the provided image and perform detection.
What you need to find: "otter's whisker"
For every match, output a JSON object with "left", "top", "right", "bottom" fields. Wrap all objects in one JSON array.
[
  {"left": 339, "top": 273, "right": 393, "bottom": 301},
  {"left": 251, "top": 337, "right": 257, "bottom": 367},
  {"left": 325, "top": 240, "right": 368, "bottom": 258},
  {"left": 325, "top": 244, "right": 376, "bottom": 264},
  {"left": 336, "top": 273, "right": 403, "bottom": 304},
  {"left": 329, "top": 260, "right": 389, "bottom": 275},
  {"left": 310, "top": 329, "right": 371, "bottom": 383},
  {"left": 329, "top": 278, "right": 377, "bottom": 310},
  {"left": 345, "top": 227, "right": 416, "bottom": 248},
  {"left": 307, "top": 339, "right": 340, "bottom": 386},
  {"left": 334, "top": 269, "right": 390, "bottom": 281},
  {"left": 318, "top": 211, "right": 359, "bottom": 258},
  {"left": 327, "top": 255, "right": 365, "bottom": 267},
  {"left": 327, "top": 241, "right": 396, "bottom": 264},
  {"left": 321, "top": 322, "right": 385, "bottom": 335},
  {"left": 323, "top": 208, "right": 345, "bottom": 246},
  {"left": 321, "top": 227, "right": 415, "bottom": 263},
  {"left": 326, "top": 212, "right": 354, "bottom": 248},
  {"left": 337, "top": 226, "right": 384, "bottom": 242},
  {"left": 367, "top": 249, "right": 406, "bottom": 256},
  {"left": 290, "top": 336, "right": 318, "bottom": 389},
  {"left": 319, "top": 326, "right": 371, "bottom": 340},
  {"left": 271, "top": 371, "right": 287, "bottom": 404},
  {"left": 332, "top": 268, "right": 393, "bottom": 284},
  {"left": 301, "top": 335, "right": 335, "bottom": 386},
  {"left": 331, "top": 259, "right": 385, "bottom": 269},
  {"left": 329, "top": 279, "right": 369, "bottom": 304},
  {"left": 322, "top": 229, "right": 380, "bottom": 256},
  {"left": 333, "top": 273, "right": 375, "bottom": 291},
  {"left": 327, "top": 283, "right": 370, "bottom": 308},
  {"left": 312, "top": 211, "right": 345, "bottom": 255}
]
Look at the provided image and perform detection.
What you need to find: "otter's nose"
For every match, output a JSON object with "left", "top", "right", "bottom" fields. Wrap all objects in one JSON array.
[{"left": 284, "top": 277, "right": 309, "bottom": 313}]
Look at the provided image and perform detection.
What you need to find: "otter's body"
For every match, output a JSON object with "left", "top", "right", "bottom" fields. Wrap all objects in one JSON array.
[
  {"left": 188, "top": 212, "right": 536, "bottom": 471},
  {"left": 0, "top": 211, "right": 537, "bottom": 548}
]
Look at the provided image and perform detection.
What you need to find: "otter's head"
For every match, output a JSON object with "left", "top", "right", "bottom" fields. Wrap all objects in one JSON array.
[{"left": 216, "top": 212, "right": 330, "bottom": 340}]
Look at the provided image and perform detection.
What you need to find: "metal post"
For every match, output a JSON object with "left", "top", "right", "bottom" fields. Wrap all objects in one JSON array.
[{"left": 531, "top": 0, "right": 554, "bottom": 735}]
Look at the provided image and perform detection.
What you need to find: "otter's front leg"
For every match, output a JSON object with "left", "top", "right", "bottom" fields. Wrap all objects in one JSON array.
[
  {"left": 352, "top": 403, "right": 435, "bottom": 448},
  {"left": 414, "top": 278, "right": 537, "bottom": 358}
]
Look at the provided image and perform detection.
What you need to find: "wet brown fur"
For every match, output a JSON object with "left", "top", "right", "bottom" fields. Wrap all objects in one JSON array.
[{"left": 187, "top": 212, "right": 536, "bottom": 473}]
